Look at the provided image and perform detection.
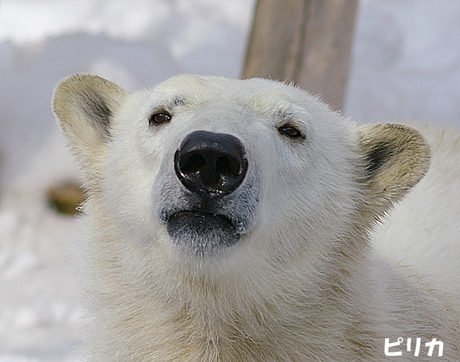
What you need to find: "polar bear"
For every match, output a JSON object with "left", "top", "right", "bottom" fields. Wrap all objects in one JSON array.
[{"left": 53, "top": 74, "right": 460, "bottom": 361}]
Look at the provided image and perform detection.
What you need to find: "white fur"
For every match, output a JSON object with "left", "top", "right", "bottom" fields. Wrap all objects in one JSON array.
[
  {"left": 373, "top": 124, "right": 460, "bottom": 303},
  {"left": 53, "top": 74, "right": 460, "bottom": 361}
]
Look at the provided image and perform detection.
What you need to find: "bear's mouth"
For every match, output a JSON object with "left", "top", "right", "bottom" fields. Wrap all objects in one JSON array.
[{"left": 166, "top": 210, "right": 240, "bottom": 255}]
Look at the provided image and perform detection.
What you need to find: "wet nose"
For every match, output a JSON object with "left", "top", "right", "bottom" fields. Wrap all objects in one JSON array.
[{"left": 174, "top": 131, "right": 248, "bottom": 196}]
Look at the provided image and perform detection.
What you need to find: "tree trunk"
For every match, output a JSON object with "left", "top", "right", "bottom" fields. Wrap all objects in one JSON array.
[{"left": 243, "top": 0, "right": 358, "bottom": 111}]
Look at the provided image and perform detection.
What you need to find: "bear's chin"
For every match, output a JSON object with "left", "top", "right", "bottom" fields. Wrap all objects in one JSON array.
[{"left": 166, "top": 210, "right": 240, "bottom": 256}]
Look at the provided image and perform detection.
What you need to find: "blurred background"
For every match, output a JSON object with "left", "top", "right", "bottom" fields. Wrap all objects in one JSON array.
[{"left": 1, "top": 0, "right": 460, "bottom": 361}]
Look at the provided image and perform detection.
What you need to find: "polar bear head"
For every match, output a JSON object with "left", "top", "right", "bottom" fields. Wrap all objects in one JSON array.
[{"left": 53, "top": 74, "right": 430, "bottom": 280}]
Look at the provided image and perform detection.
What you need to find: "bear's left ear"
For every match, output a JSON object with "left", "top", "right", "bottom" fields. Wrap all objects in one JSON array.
[
  {"left": 52, "top": 74, "right": 127, "bottom": 184},
  {"left": 358, "top": 123, "right": 431, "bottom": 220}
]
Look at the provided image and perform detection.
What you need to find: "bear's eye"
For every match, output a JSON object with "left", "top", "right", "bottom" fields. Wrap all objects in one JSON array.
[
  {"left": 149, "top": 111, "right": 172, "bottom": 125},
  {"left": 278, "top": 125, "right": 304, "bottom": 139}
]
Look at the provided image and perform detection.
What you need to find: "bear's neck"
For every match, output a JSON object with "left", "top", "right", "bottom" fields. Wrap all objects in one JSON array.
[
  {"left": 92, "top": 230, "right": 383, "bottom": 362},
  {"left": 167, "top": 270, "right": 380, "bottom": 362}
]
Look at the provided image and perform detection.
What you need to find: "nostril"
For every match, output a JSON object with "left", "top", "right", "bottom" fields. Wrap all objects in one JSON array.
[
  {"left": 216, "top": 156, "right": 235, "bottom": 178},
  {"left": 181, "top": 153, "right": 206, "bottom": 174}
]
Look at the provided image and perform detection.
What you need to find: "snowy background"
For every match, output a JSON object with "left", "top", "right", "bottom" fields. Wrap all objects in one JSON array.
[{"left": 1, "top": 0, "right": 460, "bottom": 361}]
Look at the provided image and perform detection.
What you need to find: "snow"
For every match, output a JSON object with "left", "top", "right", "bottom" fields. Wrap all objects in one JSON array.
[
  {"left": 346, "top": 0, "right": 460, "bottom": 125},
  {"left": 0, "top": 0, "right": 459, "bottom": 360}
]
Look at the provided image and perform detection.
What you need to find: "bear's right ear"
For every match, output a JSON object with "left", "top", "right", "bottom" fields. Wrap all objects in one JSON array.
[{"left": 52, "top": 74, "right": 127, "bottom": 183}]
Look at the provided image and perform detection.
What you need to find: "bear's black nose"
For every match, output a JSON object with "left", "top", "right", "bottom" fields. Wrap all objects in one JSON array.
[{"left": 174, "top": 131, "right": 248, "bottom": 196}]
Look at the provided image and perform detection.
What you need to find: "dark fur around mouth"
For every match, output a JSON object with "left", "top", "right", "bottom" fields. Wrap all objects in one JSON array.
[{"left": 166, "top": 210, "right": 240, "bottom": 255}]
